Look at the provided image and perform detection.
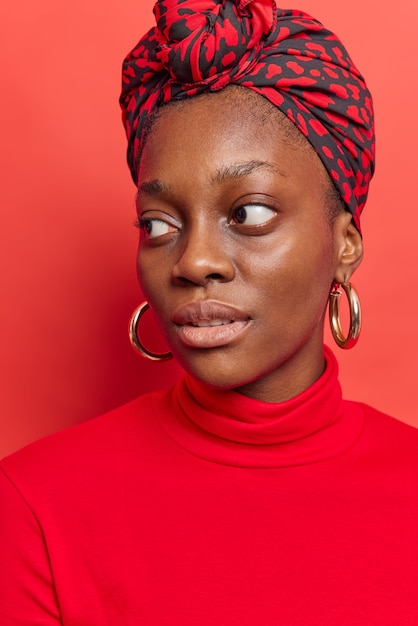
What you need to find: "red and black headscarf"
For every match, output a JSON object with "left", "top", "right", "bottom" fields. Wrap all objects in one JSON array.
[{"left": 120, "top": 0, "right": 375, "bottom": 231}]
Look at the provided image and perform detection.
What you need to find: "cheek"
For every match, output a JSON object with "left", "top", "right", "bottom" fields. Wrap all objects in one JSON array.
[
  {"left": 136, "top": 250, "right": 158, "bottom": 302},
  {"left": 136, "top": 248, "right": 173, "bottom": 322},
  {"left": 257, "top": 234, "right": 335, "bottom": 314}
]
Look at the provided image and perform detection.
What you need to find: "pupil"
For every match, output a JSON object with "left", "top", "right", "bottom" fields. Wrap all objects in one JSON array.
[
  {"left": 144, "top": 220, "right": 152, "bottom": 234},
  {"left": 235, "top": 207, "right": 247, "bottom": 224}
]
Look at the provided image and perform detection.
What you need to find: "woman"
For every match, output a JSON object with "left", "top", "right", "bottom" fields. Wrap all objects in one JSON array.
[{"left": 0, "top": 1, "right": 417, "bottom": 624}]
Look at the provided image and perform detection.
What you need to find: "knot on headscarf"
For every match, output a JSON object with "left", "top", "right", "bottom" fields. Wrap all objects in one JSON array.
[
  {"left": 153, "top": 0, "right": 276, "bottom": 83},
  {"left": 120, "top": 1, "right": 375, "bottom": 231}
]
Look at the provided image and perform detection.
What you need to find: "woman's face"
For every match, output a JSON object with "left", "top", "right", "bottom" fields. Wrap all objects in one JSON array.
[{"left": 136, "top": 88, "right": 357, "bottom": 401}]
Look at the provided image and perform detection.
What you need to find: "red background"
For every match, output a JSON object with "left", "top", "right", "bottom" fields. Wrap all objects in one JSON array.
[{"left": 1, "top": 0, "right": 417, "bottom": 458}]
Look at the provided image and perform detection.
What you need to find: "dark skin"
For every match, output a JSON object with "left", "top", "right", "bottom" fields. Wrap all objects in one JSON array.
[{"left": 136, "top": 88, "right": 363, "bottom": 403}]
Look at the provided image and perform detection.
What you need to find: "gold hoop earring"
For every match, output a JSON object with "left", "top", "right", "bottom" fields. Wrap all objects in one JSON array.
[
  {"left": 328, "top": 282, "right": 361, "bottom": 349},
  {"left": 129, "top": 302, "right": 172, "bottom": 361}
]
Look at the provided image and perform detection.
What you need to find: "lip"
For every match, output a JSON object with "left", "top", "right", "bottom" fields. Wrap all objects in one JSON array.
[{"left": 171, "top": 300, "right": 251, "bottom": 349}]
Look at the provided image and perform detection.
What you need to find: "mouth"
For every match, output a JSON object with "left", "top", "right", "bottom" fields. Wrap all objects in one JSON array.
[
  {"left": 171, "top": 301, "right": 251, "bottom": 349},
  {"left": 190, "top": 319, "right": 235, "bottom": 327}
]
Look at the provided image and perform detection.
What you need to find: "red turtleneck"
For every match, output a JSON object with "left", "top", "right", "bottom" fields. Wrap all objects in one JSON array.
[{"left": 0, "top": 347, "right": 417, "bottom": 624}]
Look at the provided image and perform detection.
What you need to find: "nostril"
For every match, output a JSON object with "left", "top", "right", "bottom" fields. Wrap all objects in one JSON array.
[
  {"left": 171, "top": 238, "right": 235, "bottom": 285},
  {"left": 173, "top": 272, "right": 225, "bottom": 287},
  {"left": 207, "top": 273, "right": 224, "bottom": 280},
  {"left": 174, "top": 275, "right": 195, "bottom": 287}
]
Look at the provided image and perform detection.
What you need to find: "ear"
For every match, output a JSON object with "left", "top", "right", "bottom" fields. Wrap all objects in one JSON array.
[{"left": 333, "top": 212, "right": 364, "bottom": 284}]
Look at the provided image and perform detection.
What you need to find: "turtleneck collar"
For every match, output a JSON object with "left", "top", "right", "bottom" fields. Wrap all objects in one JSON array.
[{"left": 156, "top": 346, "right": 365, "bottom": 468}]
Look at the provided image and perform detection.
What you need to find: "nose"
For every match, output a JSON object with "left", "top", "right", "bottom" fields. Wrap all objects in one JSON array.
[{"left": 171, "top": 225, "right": 235, "bottom": 286}]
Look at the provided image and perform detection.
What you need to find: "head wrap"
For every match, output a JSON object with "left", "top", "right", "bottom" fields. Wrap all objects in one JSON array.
[{"left": 120, "top": 0, "right": 375, "bottom": 231}]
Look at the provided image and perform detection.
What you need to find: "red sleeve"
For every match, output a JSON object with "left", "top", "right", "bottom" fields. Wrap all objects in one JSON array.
[{"left": 0, "top": 468, "right": 62, "bottom": 625}]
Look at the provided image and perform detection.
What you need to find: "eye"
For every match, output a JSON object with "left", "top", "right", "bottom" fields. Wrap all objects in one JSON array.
[
  {"left": 232, "top": 204, "right": 276, "bottom": 226},
  {"left": 139, "top": 217, "right": 176, "bottom": 239}
]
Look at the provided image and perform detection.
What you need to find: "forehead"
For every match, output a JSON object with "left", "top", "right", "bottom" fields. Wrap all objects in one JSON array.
[{"left": 138, "top": 87, "right": 327, "bottom": 191}]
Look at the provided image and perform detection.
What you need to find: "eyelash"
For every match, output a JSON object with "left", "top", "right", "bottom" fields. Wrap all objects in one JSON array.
[
  {"left": 230, "top": 203, "right": 276, "bottom": 226},
  {"left": 135, "top": 202, "right": 277, "bottom": 241},
  {"left": 136, "top": 215, "right": 178, "bottom": 240}
]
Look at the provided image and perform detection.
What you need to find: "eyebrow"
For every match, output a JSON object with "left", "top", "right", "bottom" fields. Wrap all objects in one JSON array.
[
  {"left": 136, "top": 160, "right": 287, "bottom": 202},
  {"left": 137, "top": 179, "right": 169, "bottom": 198},
  {"left": 211, "top": 160, "right": 288, "bottom": 184}
]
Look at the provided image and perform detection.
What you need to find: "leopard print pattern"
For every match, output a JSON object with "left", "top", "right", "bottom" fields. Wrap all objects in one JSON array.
[{"left": 120, "top": 0, "right": 375, "bottom": 230}]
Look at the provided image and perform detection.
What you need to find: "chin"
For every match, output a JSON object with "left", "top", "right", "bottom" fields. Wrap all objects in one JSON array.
[{"left": 174, "top": 348, "right": 260, "bottom": 390}]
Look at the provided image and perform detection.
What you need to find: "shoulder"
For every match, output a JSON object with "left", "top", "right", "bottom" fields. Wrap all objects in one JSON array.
[
  {"left": 345, "top": 400, "right": 418, "bottom": 477},
  {"left": 356, "top": 401, "right": 418, "bottom": 443},
  {"left": 0, "top": 386, "right": 173, "bottom": 502}
]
